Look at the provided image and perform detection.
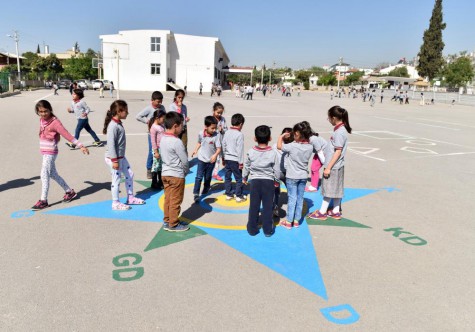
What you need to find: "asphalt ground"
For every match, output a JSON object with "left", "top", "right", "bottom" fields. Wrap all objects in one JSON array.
[{"left": 0, "top": 88, "right": 474, "bottom": 331}]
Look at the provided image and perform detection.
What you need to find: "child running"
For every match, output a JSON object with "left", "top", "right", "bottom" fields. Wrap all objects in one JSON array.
[
  {"left": 161, "top": 112, "right": 190, "bottom": 232},
  {"left": 222, "top": 113, "right": 246, "bottom": 202},
  {"left": 66, "top": 88, "right": 103, "bottom": 148},
  {"left": 136, "top": 91, "right": 166, "bottom": 179},
  {"left": 169, "top": 89, "right": 190, "bottom": 152},
  {"left": 191, "top": 116, "right": 222, "bottom": 203},
  {"left": 104, "top": 100, "right": 145, "bottom": 210},
  {"left": 306, "top": 123, "right": 327, "bottom": 192},
  {"left": 277, "top": 121, "right": 314, "bottom": 229},
  {"left": 32, "top": 100, "right": 89, "bottom": 210},
  {"left": 243, "top": 125, "right": 279, "bottom": 237},
  {"left": 211, "top": 102, "right": 227, "bottom": 181},
  {"left": 272, "top": 127, "right": 293, "bottom": 216},
  {"left": 308, "top": 106, "right": 352, "bottom": 220},
  {"left": 149, "top": 109, "right": 167, "bottom": 190}
]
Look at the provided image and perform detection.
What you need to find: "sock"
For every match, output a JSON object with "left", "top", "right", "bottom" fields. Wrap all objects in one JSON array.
[
  {"left": 332, "top": 198, "right": 341, "bottom": 213},
  {"left": 319, "top": 197, "right": 331, "bottom": 214}
]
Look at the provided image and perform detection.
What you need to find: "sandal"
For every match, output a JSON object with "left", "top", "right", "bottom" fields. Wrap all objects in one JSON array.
[
  {"left": 293, "top": 220, "right": 300, "bottom": 228},
  {"left": 126, "top": 196, "right": 145, "bottom": 205},
  {"left": 112, "top": 202, "right": 131, "bottom": 210},
  {"left": 279, "top": 219, "right": 292, "bottom": 230}
]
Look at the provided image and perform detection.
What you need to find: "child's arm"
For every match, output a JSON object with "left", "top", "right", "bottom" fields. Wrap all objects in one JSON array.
[
  {"left": 136, "top": 107, "right": 150, "bottom": 124},
  {"left": 55, "top": 119, "right": 89, "bottom": 155},
  {"left": 323, "top": 149, "right": 341, "bottom": 178},
  {"left": 237, "top": 134, "right": 244, "bottom": 168},
  {"left": 210, "top": 147, "right": 221, "bottom": 163},
  {"left": 277, "top": 133, "right": 290, "bottom": 150},
  {"left": 107, "top": 127, "right": 120, "bottom": 169},
  {"left": 317, "top": 150, "right": 325, "bottom": 164},
  {"left": 191, "top": 142, "right": 201, "bottom": 158},
  {"left": 242, "top": 151, "right": 251, "bottom": 184},
  {"left": 81, "top": 101, "right": 91, "bottom": 116}
]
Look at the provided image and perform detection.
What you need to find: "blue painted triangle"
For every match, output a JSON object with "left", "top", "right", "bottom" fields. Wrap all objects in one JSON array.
[
  {"left": 303, "top": 187, "right": 379, "bottom": 212},
  {"left": 198, "top": 222, "right": 328, "bottom": 300}
]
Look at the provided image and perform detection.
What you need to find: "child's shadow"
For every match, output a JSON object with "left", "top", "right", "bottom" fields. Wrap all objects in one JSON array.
[
  {"left": 181, "top": 182, "right": 227, "bottom": 223},
  {"left": 76, "top": 181, "right": 111, "bottom": 199},
  {"left": 0, "top": 176, "right": 40, "bottom": 192}
]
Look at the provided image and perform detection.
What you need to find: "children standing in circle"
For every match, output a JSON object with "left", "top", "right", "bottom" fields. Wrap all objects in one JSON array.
[
  {"left": 211, "top": 102, "right": 227, "bottom": 181},
  {"left": 191, "top": 116, "right": 222, "bottom": 203},
  {"left": 308, "top": 106, "right": 352, "bottom": 220},
  {"left": 103, "top": 100, "right": 145, "bottom": 210},
  {"left": 169, "top": 89, "right": 189, "bottom": 152},
  {"left": 66, "top": 88, "right": 103, "bottom": 148},
  {"left": 149, "top": 109, "right": 167, "bottom": 190},
  {"left": 32, "top": 100, "right": 89, "bottom": 210},
  {"left": 277, "top": 121, "right": 314, "bottom": 229}
]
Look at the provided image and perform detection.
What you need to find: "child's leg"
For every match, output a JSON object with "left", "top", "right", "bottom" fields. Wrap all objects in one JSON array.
[
  {"left": 162, "top": 176, "right": 171, "bottom": 223},
  {"left": 285, "top": 179, "right": 297, "bottom": 222},
  {"left": 82, "top": 119, "right": 101, "bottom": 142},
  {"left": 213, "top": 155, "right": 220, "bottom": 176},
  {"left": 310, "top": 157, "right": 322, "bottom": 188},
  {"left": 224, "top": 161, "right": 233, "bottom": 196},
  {"left": 74, "top": 119, "right": 86, "bottom": 140},
  {"left": 193, "top": 160, "right": 205, "bottom": 195},
  {"left": 146, "top": 134, "right": 153, "bottom": 171},
  {"left": 294, "top": 179, "right": 307, "bottom": 221},
  {"left": 247, "top": 180, "right": 261, "bottom": 235},
  {"left": 118, "top": 157, "right": 134, "bottom": 197},
  {"left": 320, "top": 197, "right": 332, "bottom": 214},
  {"left": 260, "top": 179, "right": 275, "bottom": 234},
  {"left": 167, "top": 177, "right": 185, "bottom": 228},
  {"left": 105, "top": 157, "right": 121, "bottom": 201},
  {"left": 202, "top": 162, "right": 214, "bottom": 193},
  {"left": 48, "top": 155, "right": 72, "bottom": 193},
  {"left": 40, "top": 154, "right": 63, "bottom": 200},
  {"left": 274, "top": 184, "right": 280, "bottom": 209},
  {"left": 231, "top": 163, "right": 244, "bottom": 197},
  {"left": 332, "top": 198, "right": 342, "bottom": 213}
]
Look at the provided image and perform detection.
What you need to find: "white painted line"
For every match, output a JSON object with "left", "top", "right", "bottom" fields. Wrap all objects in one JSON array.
[
  {"left": 418, "top": 137, "right": 475, "bottom": 149},
  {"left": 401, "top": 146, "right": 438, "bottom": 154},
  {"left": 390, "top": 151, "right": 475, "bottom": 161},
  {"left": 353, "top": 130, "right": 414, "bottom": 140},
  {"left": 414, "top": 117, "right": 475, "bottom": 129},
  {"left": 35, "top": 93, "right": 54, "bottom": 102},
  {"left": 348, "top": 149, "right": 386, "bottom": 162},
  {"left": 372, "top": 116, "right": 460, "bottom": 131}
]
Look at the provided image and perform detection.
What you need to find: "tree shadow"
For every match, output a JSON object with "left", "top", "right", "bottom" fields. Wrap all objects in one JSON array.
[{"left": 0, "top": 176, "right": 40, "bottom": 192}]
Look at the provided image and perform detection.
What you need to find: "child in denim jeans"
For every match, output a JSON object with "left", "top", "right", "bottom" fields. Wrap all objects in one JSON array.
[{"left": 191, "top": 116, "right": 222, "bottom": 203}]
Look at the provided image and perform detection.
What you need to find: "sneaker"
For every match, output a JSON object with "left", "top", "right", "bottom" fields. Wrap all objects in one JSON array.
[
  {"left": 212, "top": 174, "right": 223, "bottom": 181},
  {"left": 146, "top": 169, "right": 152, "bottom": 179},
  {"left": 293, "top": 220, "right": 300, "bottom": 228},
  {"left": 166, "top": 223, "right": 190, "bottom": 232},
  {"left": 63, "top": 189, "right": 77, "bottom": 202},
  {"left": 163, "top": 222, "right": 169, "bottom": 230},
  {"left": 264, "top": 228, "right": 275, "bottom": 237},
  {"left": 225, "top": 195, "right": 235, "bottom": 201},
  {"left": 31, "top": 200, "right": 49, "bottom": 210},
  {"left": 235, "top": 195, "right": 247, "bottom": 203},
  {"left": 327, "top": 210, "right": 342, "bottom": 220},
  {"left": 305, "top": 185, "right": 318, "bottom": 192},
  {"left": 307, "top": 210, "right": 327, "bottom": 220},
  {"left": 273, "top": 206, "right": 279, "bottom": 217},
  {"left": 193, "top": 194, "right": 200, "bottom": 203},
  {"left": 279, "top": 219, "right": 292, "bottom": 230},
  {"left": 92, "top": 141, "right": 104, "bottom": 147},
  {"left": 65, "top": 142, "right": 76, "bottom": 149}
]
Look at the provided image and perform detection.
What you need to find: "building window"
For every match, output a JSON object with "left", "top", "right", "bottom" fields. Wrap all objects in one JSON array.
[
  {"left": 151, "top": 63, "right": 161, "bottom": 75},
  {"left": 151, "top": 37, "right": 161, "bottom": 52}
]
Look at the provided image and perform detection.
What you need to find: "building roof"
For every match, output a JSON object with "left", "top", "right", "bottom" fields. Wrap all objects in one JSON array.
[{"left": 0, "top": 51, "right": 26, "bottom": 59}]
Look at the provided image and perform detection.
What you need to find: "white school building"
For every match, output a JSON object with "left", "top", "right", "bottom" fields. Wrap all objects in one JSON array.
[{"left": 99, "top": 30, "right": 230, "bottom": 92}]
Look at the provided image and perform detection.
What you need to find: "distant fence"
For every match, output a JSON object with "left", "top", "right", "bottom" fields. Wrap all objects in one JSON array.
[{"left": 0, "top": 72, "right": 9, "bottom": 93}]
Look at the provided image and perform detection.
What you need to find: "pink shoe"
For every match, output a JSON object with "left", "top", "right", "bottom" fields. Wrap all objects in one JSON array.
[
  {"left": 112, "top": 202, "right": 131, "bottom": 210},
  {"left": 126, "top": 196, "right": 145, "bottom": 205},
  {"left": 213, "top": 174, "right": 223, "bottom": 181},
  {"left": 307, "top": 210, "right": 327, "bottom": 220},
  {"left": 327, "top": 210, "right": 342, "bottom": 220},
  {"left": 279, "top": 219, "right": 292, "bottom": 230},
  {"left": 305, "top": 185, "right": 318, "bottom": 192}
]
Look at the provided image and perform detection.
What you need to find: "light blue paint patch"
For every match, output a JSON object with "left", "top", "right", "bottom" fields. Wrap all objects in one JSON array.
[
  {"left": 44, "top": 192, "right": 165, "bottom": 223},
  {"left": 303, "top": 187, "right": 379, "bottom": 213},
  {"left": 11, "top": 210, "right": 35, "bottom": 218},
  {"left": 199, "top": 222, "right": 328, "bottom": 300},
  {"left": 320, "top": 304, "right": 360, "bottom": 324}
]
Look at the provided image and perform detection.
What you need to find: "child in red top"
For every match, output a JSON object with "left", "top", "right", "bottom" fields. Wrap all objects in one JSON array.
[{"left": 32, "top": 100, "right": 89, "bottom": 210}]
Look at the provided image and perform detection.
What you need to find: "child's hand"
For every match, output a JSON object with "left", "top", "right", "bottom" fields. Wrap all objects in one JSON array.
[
  {"left": 282, "top": 132, "right": 290, "bottom": 138},
  {"left": 81, "top": 147, "right": 89, "bottom": 155},
  {"left": 191, "top": 151, "right": 197, "bottom": 158},
  {"left": 67, "top": 107, "right": 72, "bottom": 113},
  {"left": 222, "top": 160, "right": 226, "bottom": 166},
  {"left": 239, "top": 163, "right": 243, "bottom": 170},
  {"left": 210, "top": 155, "right": 217, "bottom": 163},
  {"left": 185, "top": 116, "right": 190, "bottom": 122},
  {"left": 323, "top": 168, "right": 331, "bottom": 178},
  {"left": 243, "top": 178, "right": 248, "bottom": 185},
  {"left": 154, "top": 151, "right": 159, "bottom": 159},
  {"left": 112, "top": 162, "right": 119, "bottom": 170}
]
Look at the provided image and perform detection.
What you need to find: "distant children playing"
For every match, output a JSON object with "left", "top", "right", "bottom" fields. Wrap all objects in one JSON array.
[
  {"left": 32, "top": 100, "right": 89, "bottom": 210},
  {"left": 308, "top": 106, "right": 352, "bottom": 220},
  {"left": 191, "top": 116, "right": 222, "bottom": 203},
  {"left": 149, "top": 109, "right": 167, "bottom": 190},
  {"left": 222, "top": 113, "right": 246, "bottom": 202},
  {"left": 136, "top": 91, "right": 166, "bottom": 179},
  {"left": 104, "top": 100, "right": 145, "bottom": 210},
  {"left": 243, "top": 125, "right": 279, "bottom": 237},
  {"left": 66, "top": 88, "right": 103, "bottom": 148},
  {"left": 277, "top": 121, "right": 314, "bottom": 229},
  {"left": 161, "top": 112, "right": 190, "bottom": 232},
  {"left": 212, "top": 102, "right": 227, "bottom": 181}
]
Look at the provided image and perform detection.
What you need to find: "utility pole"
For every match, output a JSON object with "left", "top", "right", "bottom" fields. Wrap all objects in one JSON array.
[
  {"left": 7, "top": 31, "right": 21, "bottom": 80},
  {"left": 260, "top": 63, "right": 264, "bottom": 87},
  {"left": 114, "top": 49, "right": 120, "bottom": 99},
  {"left": 337, "top": 57, "right": 343, "bottom": 90}
]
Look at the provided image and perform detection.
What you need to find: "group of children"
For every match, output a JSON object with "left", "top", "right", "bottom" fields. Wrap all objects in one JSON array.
[{"left": 32, "top": 89, "right": 352, "bottom": 236}]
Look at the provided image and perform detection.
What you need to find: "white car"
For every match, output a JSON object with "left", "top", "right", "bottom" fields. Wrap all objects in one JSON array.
[
  {"left": 92, "top": 79, "right": 111, "bottom": 90},
  {"left": 77, "top": 79, "right": 91, "bottom": 90}
]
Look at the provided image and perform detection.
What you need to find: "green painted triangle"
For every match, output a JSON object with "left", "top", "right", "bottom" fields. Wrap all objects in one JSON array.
[
  {"left": 135, "top": 180, "right": 152, "bottom": 188},
  {"left": 144, "top": 224, "right": 207, "bottom": 251},
  {"left": 306, "top": 217, "right": 371, "bottom": 228}
]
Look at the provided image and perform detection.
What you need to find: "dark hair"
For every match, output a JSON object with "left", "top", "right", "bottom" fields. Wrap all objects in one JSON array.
[
  {"left": 328, "top": 105, "right": 352, "bottom": 133},
  {"left": 164, "top": 111, "right": 184, "bottom": 129},
  {"left": 103, "top": 100, "right": 128, "bottom": 134},
  {"left": 255, "top": 125, "right": 271, "bottom": 144},
  {"left": 213, "top": 102, "right": 224, "bottom": 111},
  {"left": 231, "top": 113, "right": 245, "bottom": 126},
  {"left": 292, "top": 121, "right": 313, "bottom": 140},
  {"left": 148, "top": 109, "right": 166, "bottom": 131},
  {"left": 35, "top": 99, "right": 56, "bottom": 117},
  {"left": 204, "top": 115, "right": 218, "bottom": 127},
  {"left": 301, "top": 120, "right": 318, "bottom": 136},
  {"left": 73, "top": 88, "right": 84, "bottom": 99},
  {"left": 173, "top": 89, "right": 185, "bottom": 101},
  {"left": 281, "top": 127, "right": 293, "bottom": 144},
  {"left": 151, "top": 91, "right": 163, "bottom": 100}
]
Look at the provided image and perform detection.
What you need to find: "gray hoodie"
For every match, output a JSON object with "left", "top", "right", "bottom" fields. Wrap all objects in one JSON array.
[{"left": 243, "top": 146, "right": 279, "bottom": 181}]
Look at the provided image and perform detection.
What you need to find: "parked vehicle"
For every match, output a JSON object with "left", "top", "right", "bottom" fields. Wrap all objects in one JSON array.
[
  {"left": 92, "top": 79, "right": 111, "bottom": 90},
  {"left": 77, "top": 79, "right": 92, "bottom": 90},
  {"left": 58, "top": 79, "right": 72, "bottom": 89}
]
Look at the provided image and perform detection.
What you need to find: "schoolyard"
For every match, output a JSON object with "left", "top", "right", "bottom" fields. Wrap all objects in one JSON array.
[{"left": 0, "top": 88, "right": 474, "bottom": 331}]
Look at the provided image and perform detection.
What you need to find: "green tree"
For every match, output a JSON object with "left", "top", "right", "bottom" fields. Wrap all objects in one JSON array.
[
  {"left": 319, "top": 73, "right": 337, "bottom": 86},
  {"left": 63, "top": 48, "right": 98, "bottom": 80},
  {"left": 42, "top": 54, "right": 63, "bottom": 80},
  {"left": 417, "top": 0, "right": 446, "bottom": 80},
  {"left": 345, "top": 71, "right": 365, "bottom": 85},
  {"left": 36, "top": 44, "right": 41, "bottom": 54},
  {"left": 387, "top": 66, "right": 410, "bottom": 77},
  {"left": 443, "top": 56, "right": 474, "bottom": 87}
]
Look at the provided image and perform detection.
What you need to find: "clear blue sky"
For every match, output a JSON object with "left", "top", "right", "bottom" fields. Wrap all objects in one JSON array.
[{"left": 1, "top": 0, "right": 473, "bottom": 69}]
